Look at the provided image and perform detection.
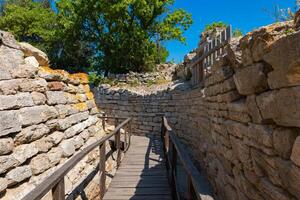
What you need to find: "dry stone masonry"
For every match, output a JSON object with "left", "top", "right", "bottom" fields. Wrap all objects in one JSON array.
[
  {"left": 0, "top": 31, "right": 109, "bottom": 200},
  {"left": 94, "top": 19, "right": 300, "bottom": 200}
]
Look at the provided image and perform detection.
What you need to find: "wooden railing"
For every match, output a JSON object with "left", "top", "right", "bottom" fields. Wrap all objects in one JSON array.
[
  {"left": 22, "top": 117, "right": 132, "bottom": 200},
  {"left": 161, "top": 117, "right": 214, "bottom": 200}
]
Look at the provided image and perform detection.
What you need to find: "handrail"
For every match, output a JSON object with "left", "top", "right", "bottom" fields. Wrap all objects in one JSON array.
[
  {"left": 22, "top": 117, "right": 132, "bottom": 200},
  {"left": 161, "top": 117, "right": 214, "bottom": 200}
]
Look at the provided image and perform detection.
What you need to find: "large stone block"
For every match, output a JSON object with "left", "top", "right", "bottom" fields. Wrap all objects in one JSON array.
[
  {"left": 0, "top": 110, "right": 21, "bottom": 137},
  {"left": 19, "top": 78, "right": 47, "bottom": 92},
  {"left": 0, "top": 177, "right": 8, "bottom": 193},
  {"left": 246, "top": 95, "right": 263, "bottom": 123},
  {"left": 46, "top": 91, "right": 67, "bottom": 105},
  {"left": 60, "top": 139, "right": 75, "bottom": 157},
  {"left": 29, "top": 154, "right": 51, "bottom": 175},
  {"left": 12, "top": 143, "right": 39, "bottom": 164},
  {"left": 64, "top": 116, "right": 98, "bottom": 138},
  {"left": 0, "top": 155, "right": 18, "bottom": 174},
  {"left": 31, "top": 92, "right": 46, "bottom": 105},
  {"left": 48, "top": 131, "right": 64, "bottom": 145},
  {"left": 0, "top": 79, "right": 22, "bottom": 95},
  {"left": 263, "top": 31, "right": 300, "bottom": 89},
  {"left": 273, "top": 128, "right": 299, "bottom": 159},
  {"left": 0, "top": 93, "right": 34, "bottom": 111},
  {"left": 14, "top": 124, "right": 50, "bottom": 145},
  {"left": 0, "top": 138, "right": 14, "bottom": 155},
  {"left": 47, "top": 147, "right": 63, "bottom": 166},
  {"left": 19, "top": 42, "right": 49, "bottom": 66},
  {"left": 233, "top": 63, "right": 269, "bottom": 95},
  {"left": 57, "top": 111, "right": 89, "bottom": 130},
  {"left": 19, "top": 105, "right": 58, "bottom": 126},
  {"left": 33, "top": 137, "right": 54, "bottom": 153},
  {"left": 6, "top": 166, "right": 32, "bottom": 186}
]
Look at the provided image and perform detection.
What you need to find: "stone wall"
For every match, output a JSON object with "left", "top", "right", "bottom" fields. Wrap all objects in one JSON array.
[
  {"left": 94, "top": 20, "right": 300, "bottom": 200},
  {"left": 0, "top": 31, "right": 110, "bottom": 200}
]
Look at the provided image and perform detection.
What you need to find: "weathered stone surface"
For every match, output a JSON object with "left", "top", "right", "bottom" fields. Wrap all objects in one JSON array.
[
  {"left": 0, "top": 138, "right": 14, "bottom": 155},
  {"left": 48, "top": 131, "right": 64, "bottom": 145},
  {"left": 263, "top": 31, "right": 300, "bottom": 89},
  {"left": 31, "top": 91, "right": 46, "bottom": 105},
  {"left": 57, "top": 111, "right": 89, "bottom": 130},
  {"left": 19, "top": 42, "right": 49, "bottom": 66},
  {"left": 0, "top": 155, "right": 17, "bottom": 174},
  {"left": 73, "top": 135, "right": 84, "bottom": 149},
  {"left": 1, "top": 182, "right": 35, "bottom": 200},
  {"left": 0, "top": 30, "right": 20, "bottom": 49},
  {"left": 64, "top": 116, "right": 98, "bottom": 138},
  {"left": 246, "top": 95, "right": 263, "bottom": 123},
  {"left": 258, "top": 177, "right": 292, "bottom": 200},
  {"left": 0, "top": 79, "right": 22, "bottom": 95},
  {"left": 233, "top": 63, "right": 269, "bottom": 95},
  {"left": 19, "top": 78, "right": 47, "bottom": 92},
  {"left": 0, "top": 110, "right": 21, "bottom": 137},
  {"left": 60, "top": 139, "right": 75, "bottom": 157},
  {"left": 48, "top": 81, "right": 66, "bottom": 91},
  {"left": 0, "top": 177, "right": 8, "bottom": 193},
  {"left": 14, "top": 124, "right": 50, "bottom": 145},
  {"left": 0, "top": 45, "right": 24, "bottom": 79},
  {"left": 291, "top": 136, "right": 300, "bottom": 167},
  {"left": 19, "top": 105, "right": 58, "bottom": 126},
  {"left": 295, "top": 9, "right": 300, "bottom": 30},
  {"left": 24, "top": 56, "right": 39, "bottom": 68},
  {"left": 12, "top": 64, "right": 38, "bottom": 79},
  {"left": 34, "top": 137, "right": 53, "bottom": 153},
  {"left": 46, "top": 91, "right": 67, "bottom": 105},
  {"left": 248, "top": 124, "right": 273, "bottom": 148},
  {"left": 274, "top": 128, "right": 299, "bottom": 159},
  {"left": 0, "top": 93, "right": 34, "bottom": 111},
  {"left": 6, "top": 166, "right": 32, "bottom": 185},
  {"left": 12, "top": 143, "right": 39, "bottom": 164},
  {"left": 47, "top": 147, "right": 63, "bottom": 166},
  {"left": 29, "top": 154, "right": 51, "bottom": 175}
]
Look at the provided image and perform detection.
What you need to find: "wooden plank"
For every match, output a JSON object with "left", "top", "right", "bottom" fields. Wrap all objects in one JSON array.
[
  {"left": 52, "top": 179, "right": 65, "bottom": 200},
  {"left": 103, "top": 195, "right": 172, "bottom": 200},
  {"left": 105, "top": 188, "right": 171, "bottom": 195}
]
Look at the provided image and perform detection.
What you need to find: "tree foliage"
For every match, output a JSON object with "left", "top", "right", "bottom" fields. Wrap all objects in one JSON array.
[{"left": 0, "top": 0, "right": 192, "bottom": 74}]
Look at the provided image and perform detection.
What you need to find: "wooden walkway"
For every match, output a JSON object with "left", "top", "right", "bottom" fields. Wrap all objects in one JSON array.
[{"left": 103, "top": 135, "right": 172, "bottom": 200}]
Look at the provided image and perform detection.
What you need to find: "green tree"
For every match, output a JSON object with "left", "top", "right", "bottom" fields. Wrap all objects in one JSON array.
[{"left": 57, "top": 0, "right": 192, "bottom": 73}]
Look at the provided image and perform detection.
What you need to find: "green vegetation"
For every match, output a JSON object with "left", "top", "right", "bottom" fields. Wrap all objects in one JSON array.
[
  {"left": 232, "top": 28, "right": 243, "bottom": 37},
  {"left": 0, "top": 0, "right": 192, "bottom": 74},
  {"left": 204, "top": 21, "right": 227, "bottom": 32}
]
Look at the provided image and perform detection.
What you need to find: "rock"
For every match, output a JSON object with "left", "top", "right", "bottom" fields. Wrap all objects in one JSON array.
[
  {"left": 1, "top": 182, "right": 35, "bottom": 200},
  {"left": 256, "top": 90, "right": 277, "bottom": 123},
  {"left": 19, "top": 42, "right": 49, "bottom": 66},
  {"left": 263, "top": 31, "right": 300, "bottom": 89},
  {"left": 12, "top": 63, "right": 38, "bottom": 79},
  {"left": 0, "top": 177, "right": 8, "bottom": 193},
  {"left": 0, "top": 110, "right": 21, "bottom": 137},
  {"left": 0, "top": 93, "right": 34, "bottom": 111},
  {"left": 233, "top": 63, "right": 269, "bottom": 95},
  {"left": 19, "top": 105, "right": 58, "bottom": 126},
  {"left": 19, "top": 78, "right": 47, "bottom": 92},
  {"left": 258, "top": 177, "right": 292, "bottom": 200},
  {"left": 12, "top": 143, "right": 39, "bottom": 164},
  {"left": 291, "top": 136, "right": 300, "bottom": 167},
  {"left": 246, "top": 95, "right": 263, "bottom": 123},
  {"left": 0, "top": 79, "right": 22, "bottom": 95},
  {"left": 24, "top": 56, "right": 39, "bottom": 68},
  {"left": 33, "top": 137, "right": 53, "bottom": 153},
  {"left": 29, "top": 154, "right": 51, "bottom": 175},
  {"left": 46, "top": 91, "right": 67, "bottom": 105},
  {"left": 273, "top": 128, "right": 299, "bottom": 159},
  {"left": 31, "top": 92, "right": 46, "bottom": 105},
  {"left": 47, "top": 147, "right": 63, "bottom": 166},
  {"left": 0, "top": 30, "right": 20, "bottom": 49},
  {"left": 48, "top": 131, "right": 64, "bottom": 145},
  {"left": 0, "top": 138, "right": 14, "bottom": 155},
  {"left": 14, "top": 124, "right": 50, "bottom": 145},
  {"left": 64, "top": 116, "right": 98, "bottom": 138},
  {"left": 57, "top": 111, "right": 89, "bottom": 130},
  {"left": 248, "top": 124, "right": 273, "bottom": 148},
  {"left": 60, "top": 139, "right": 75, "bottom": 157},
  {"left": 0, "top": 155, "right": 18, "bottom": 174},
  {"left": 47, "top": 81, "right": 66, "bottom": 91},
  {"left": 73, "top": 135, "right": 84, "bottom": 149},
  {"left": 6, "top": 166, "right": 32, "bottom": 186},
  {"left": 227, "top": 37, "right": 243, "bottom": 68}
]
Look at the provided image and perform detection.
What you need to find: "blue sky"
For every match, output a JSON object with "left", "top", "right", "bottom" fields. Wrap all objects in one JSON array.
[{"left": 165, "top": 0, "right": 297, "bottom": 63}]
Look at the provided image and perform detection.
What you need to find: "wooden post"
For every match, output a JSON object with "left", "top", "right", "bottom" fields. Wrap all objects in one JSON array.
[
  {"left": 114, "top": 118, "right": 119, "bottom": 150},
  {"left": 116, "top": 126, "right": 121, "bottom": 168},
  {"left": 52, "top": 179, "right": 65, "bottom": 200},
  {"left": 102, "top": 113, "right": 106, "bottom": 131},
  {"left": 99, "top": 142, "right": 106, "bottom": 199}
]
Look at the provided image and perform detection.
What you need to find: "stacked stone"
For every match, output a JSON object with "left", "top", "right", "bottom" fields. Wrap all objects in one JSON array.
[
  {"left": 95, "top": 18, "right": 300, "bottom": 200},
  {"left": 0, "top": 31, "right": 104, "bottom": 199}
]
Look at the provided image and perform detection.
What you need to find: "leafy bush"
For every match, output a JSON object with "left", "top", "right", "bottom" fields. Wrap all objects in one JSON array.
[
  {"left": 204, "top": 22, "right": 227, "bottom": 32},
  {"left": 233, "top": 28, "right": 243, "bottom": 37}
]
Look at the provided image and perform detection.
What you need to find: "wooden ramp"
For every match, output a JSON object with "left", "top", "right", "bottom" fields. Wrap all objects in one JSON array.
[{"left": 103, "top": 135, "right": 173, "bottom": 200}]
